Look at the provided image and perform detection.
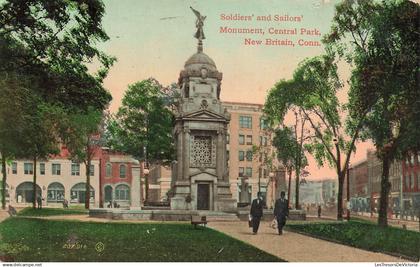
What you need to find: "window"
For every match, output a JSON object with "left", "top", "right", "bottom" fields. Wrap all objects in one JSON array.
[
  {"left": 70, "top": 183, "right": 94, "bottom": 203},
  {"left": 246, "top": 150, "right": 253, "bottom": 161},
  {"left": 245, "top": 167, "right": 253, "bottom": 177},
  {"left": 260, "top": 117, "right": 267, "bottom": 130},
  {"left": 104, "top": 185, "right": 113, "bottom": 202},
  {"left": 71, "top": 163, "right": 80, "bottom": 176},
  {"left": 89, "top": 165, "right": 94, "bottom": 176},
  {"left": 239, "top": 134, "right": 245, "bottom": 145},
  {"left": 24, "top": 163, "right": 33, "bottom": 175},
  {"left": 226, "top": 134, "right": 230, "bottom": 144},
  {"left": 52, "top": 163, "right": 61, "bottom": 175},
  {"left": 226, "top": 150, "right": 230, "bottom": 160},
  {"left": 239, "top": 116, "right": 252, "bottom": 128},
  {"left": 239, "top": 151, "right": 245, "bottom": 161},
  {"left": 246, "top": 135, "right": 252, "bottom": 145},
  {"left": 106, "top": 163, "right": 112, "bottom": 177},
  {"left": 264, "top": 169, "right": 268, "bottom": 178},
  {"left": 120, "top": 164, "right": 127, "bottom": 178},
  {"left": 115, "top": 184, "right": 130, "bottom": 201},
  {"left": 47, "top": 182, "right": 64, "bottom": 203},
  {"left": 12, "top": 162, "right": 17, "bottom": 174},
  {"left": 39, "top": 163, "right": 45, "bottom": 175},
  {"left": 239, "top": 167, "right": 244, "bottom": 177}
]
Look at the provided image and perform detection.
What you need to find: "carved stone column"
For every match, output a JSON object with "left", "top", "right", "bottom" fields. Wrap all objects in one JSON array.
[
  {"left": 216, "top": 128, "right": 224, "bottom": 180},
  {"left": 176, "top": 127, "right": 183, "bottom": 181},
  {"left": 183, "top": 126, "right": 190, "bottom": 180}
]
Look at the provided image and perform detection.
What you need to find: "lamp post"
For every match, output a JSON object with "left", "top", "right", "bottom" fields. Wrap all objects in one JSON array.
[{"left": 269, "top": 172, "right": 275, "bottom": 208}]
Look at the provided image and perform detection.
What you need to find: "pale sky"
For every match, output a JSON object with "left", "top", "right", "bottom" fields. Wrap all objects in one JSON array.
[{"left": 98, "top": 0, "right": 373, "bottom": 180}]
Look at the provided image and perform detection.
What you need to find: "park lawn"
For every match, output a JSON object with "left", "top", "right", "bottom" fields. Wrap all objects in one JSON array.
[
  {"left": 17, "top": 207, "right": 88, "bottom": 217},
  {"left": 0, "top": 217, "right": 283, "bottom": 262},
  {"left": 285, "top": 220, "right": 420, "bottom": 261}
]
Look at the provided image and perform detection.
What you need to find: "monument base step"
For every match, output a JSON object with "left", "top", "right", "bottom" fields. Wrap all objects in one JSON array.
[{"left": 89, "top": 208, "right": 239, "bottom": 222}]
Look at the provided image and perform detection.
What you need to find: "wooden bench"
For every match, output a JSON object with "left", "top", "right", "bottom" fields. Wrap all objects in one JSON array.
[{"left": 191, "top": 215, "right": 208, "bottom": 228}]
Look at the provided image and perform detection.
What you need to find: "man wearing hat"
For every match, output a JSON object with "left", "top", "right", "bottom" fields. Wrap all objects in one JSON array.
[
  {"left": 250, "top": 192, "right": 265, "bottom": 234},
  {"left": 274, "top": 191, "right": 289, "bottom": 235}
]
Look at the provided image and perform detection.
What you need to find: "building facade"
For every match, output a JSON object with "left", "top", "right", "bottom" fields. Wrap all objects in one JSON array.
[
  {"left": 321, "top": 178, "right": 338, "bottom": 206},
  {"left": 402, "top": 152, "right": 420, "bottom": 216},
  {"left": 148, "top": 164, "right": 172, "bottom": 203},
  {"left": 349, "top": 160, "right": 369, "bottom": 212},
  {"left": 99, "top": 149, "right": 140, "bottom": 208},
  {"left": 367, "top": 149, "right": 403, "bottom": 215},
  {"left": 222, "top": 101, "right": 284, "bottom": 208},
  {"left": 2, "top": 146, "right": 140, "bottom": 208}
]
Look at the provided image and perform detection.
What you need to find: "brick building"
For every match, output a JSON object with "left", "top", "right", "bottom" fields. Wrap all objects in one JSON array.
[
  {"left": 402, "top": 152, "right": 420, "bottom": 215},
  {"left": 367, "top": 149, "right": 403, "bottom": 215}
]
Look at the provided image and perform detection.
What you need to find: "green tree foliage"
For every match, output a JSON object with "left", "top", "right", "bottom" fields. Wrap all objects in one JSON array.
[
  {"left": 273, "top": 124, "right": 308, "bottom": 208},
  {"left": 0, "top": 0, "right": 114, "bottom": 111},
  {"left": 16, "top": 90, "right": 62, "bottom": 209},
  {"left": 0, "top": 72, "right": 29, "bottom": 209},
  {"left": 107, "top": 78, "right": 175, "bottom": 163},
  {"left": 265, "top": 55, "right": 363, "bottom": 219},
  {"left": 325, "top": 0, "right": 419, "bottom": 227},
  {"left": 62, "top": 107, "right": 103, "bottom": 209},
  {"left": 0, "top": 0, "right": 114, "bottom": 208}
]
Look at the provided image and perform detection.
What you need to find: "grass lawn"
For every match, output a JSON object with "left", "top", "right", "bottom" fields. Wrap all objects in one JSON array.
[
  {"left": 0, "top": 217, "right": 283, "bottom": 262},
  {"left": 17, "top": 207, "right": 88, "bottom": 217},
  {"left": 285, "top": 220, "right": 420, "bottom": 260}
]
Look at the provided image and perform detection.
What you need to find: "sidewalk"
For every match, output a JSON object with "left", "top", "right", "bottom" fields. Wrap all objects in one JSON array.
[{"left": 209, "top": 221, "right": 407, "bottom": 262}]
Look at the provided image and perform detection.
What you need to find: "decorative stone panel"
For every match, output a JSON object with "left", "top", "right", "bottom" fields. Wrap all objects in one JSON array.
[{"left": 190, "top": 135, "right": 216, "bottom": 168}]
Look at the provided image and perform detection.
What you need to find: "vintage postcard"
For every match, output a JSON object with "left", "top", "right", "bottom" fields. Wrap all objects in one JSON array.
[{"left": 0, "top": 0, "right": 419, "bottom": 266}]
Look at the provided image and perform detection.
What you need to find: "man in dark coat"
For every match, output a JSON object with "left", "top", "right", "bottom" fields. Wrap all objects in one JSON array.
[
  {"left": 274, "top": 191, "right": 289, "bottom": 235},
  {"left": 250, "top": 192, "right": 265, "bottom": 234}
]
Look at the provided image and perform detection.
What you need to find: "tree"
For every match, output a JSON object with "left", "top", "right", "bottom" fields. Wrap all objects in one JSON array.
[
  {"left": 0, "top": 0, "right": 114, "bottom": 111},
  {"left": 18, "top": 94, "right": 62, "bottom": 208},
  {"left": 273, "top": 123, "right": 308, "bottom": 209},
  {"left": 107, "top": 78, "right": 175, "bottom": 202},
  {"left": 265, "top": 55, "right": 365, "bottom": 220},
  {"left": 324, "top": 0, "right": 419, "bottom": 227},
  {"left": 0, "top": 72, "right": 29, "bottom": 209},
  {"left": 63, "top": 107, "right": 103, "bottom": 209}
]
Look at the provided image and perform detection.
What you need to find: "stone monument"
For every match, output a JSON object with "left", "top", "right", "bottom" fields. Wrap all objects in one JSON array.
[{"left": 170, "top": 7, "right": 236, "bottom": 212}]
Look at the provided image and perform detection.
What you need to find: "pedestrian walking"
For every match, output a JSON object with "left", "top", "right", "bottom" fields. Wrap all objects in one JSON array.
[
  {"left": 274, "top": 191, "right": 289, "bottom": 235},
  {"left": 318, "top": 205, "right": 322, "bottom": 218},
  {"left": 36, "top": 195, "right": 42, "bottom": 209},
  {"left": 250, "top": 192, "right": 265, "bottom": 235}
]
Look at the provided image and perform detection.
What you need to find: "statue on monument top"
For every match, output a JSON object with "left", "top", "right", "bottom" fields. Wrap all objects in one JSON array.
[{"left": 190, "top": 6, "right": 206, "bottom": 41}]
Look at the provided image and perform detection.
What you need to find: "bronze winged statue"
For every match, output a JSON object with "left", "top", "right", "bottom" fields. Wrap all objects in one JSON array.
[{"left": 190, "top": 6, "right": 206, "bottom": 40}]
